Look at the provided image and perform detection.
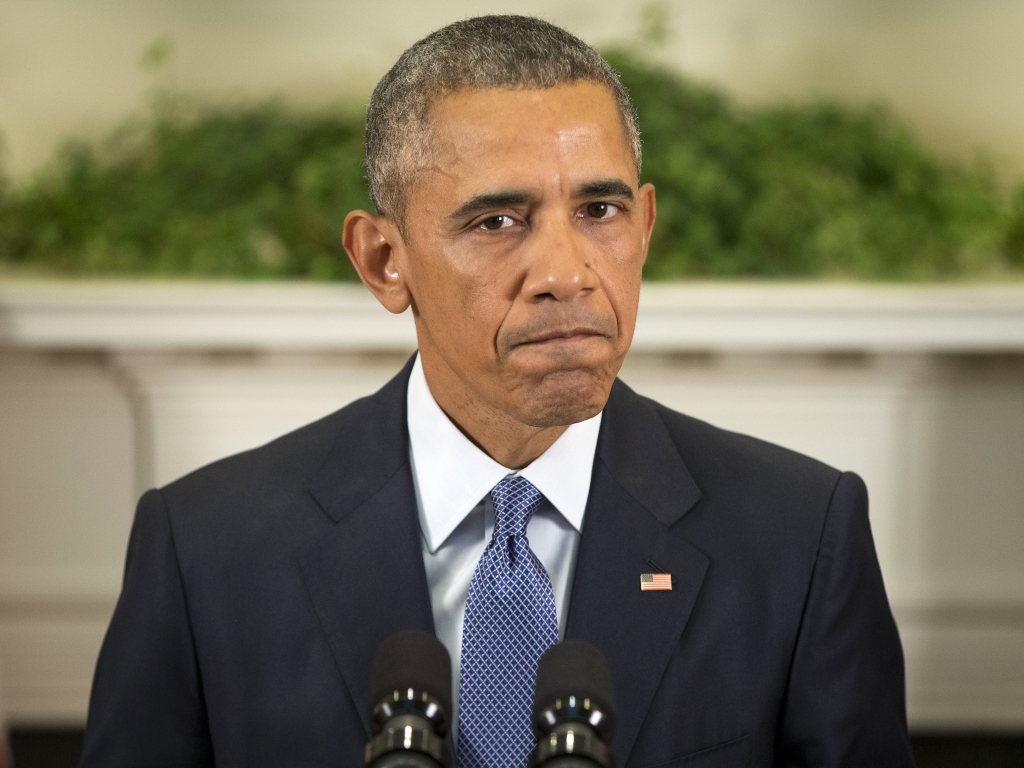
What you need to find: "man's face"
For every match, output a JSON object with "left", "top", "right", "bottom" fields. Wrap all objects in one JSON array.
[{"left": 397, "top": 82, "right": 655, "bottom": 428}]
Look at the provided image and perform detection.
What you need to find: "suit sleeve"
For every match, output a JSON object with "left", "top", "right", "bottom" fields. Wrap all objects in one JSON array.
[
  {"left": 775, "top": 472, "right": 915, "bottom": 767},
  {"left": 79, "top": 489, "right": 215, "bottom": 767}
]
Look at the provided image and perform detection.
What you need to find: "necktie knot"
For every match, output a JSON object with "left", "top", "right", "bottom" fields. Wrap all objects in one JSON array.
[{"left": 491, "top": 475, "right": 543, "bottom": 539}]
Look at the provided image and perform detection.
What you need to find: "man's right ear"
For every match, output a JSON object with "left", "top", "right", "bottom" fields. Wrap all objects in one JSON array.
[{"left": 342, "top": 210, "right": 412, "bottom": 314}]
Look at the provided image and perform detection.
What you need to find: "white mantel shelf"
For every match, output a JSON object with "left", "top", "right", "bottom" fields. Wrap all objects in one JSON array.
[{"left": 2, "top": 280, "right": 1024, "bottom": 353}]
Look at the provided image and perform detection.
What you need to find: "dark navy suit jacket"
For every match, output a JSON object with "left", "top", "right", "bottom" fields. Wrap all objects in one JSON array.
[{"left": 80, "top": 357, "right": 914, "bottom": 767}]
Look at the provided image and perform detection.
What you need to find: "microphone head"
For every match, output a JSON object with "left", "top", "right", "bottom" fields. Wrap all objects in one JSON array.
[
  {"left": 532, "top": 640, "right": 616, "bottom": 740},
  {"left": 369, "top": 630, "right": 452, "bottom": 727}
]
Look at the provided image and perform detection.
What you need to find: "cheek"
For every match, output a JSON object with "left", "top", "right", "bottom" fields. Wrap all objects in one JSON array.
[
  {"left": 589, "top": 228, "right": 645, "bottom": 283},
  {"left": 416, "top": 256, "right": 512, "bottom": 355},
  {"left": 586, "top": 212, "right": 647, "bottom": 260},
  {"left": 435, "top": 238, "right": 523, "bottom": 310},
  {"left": 589, "top": 237, "right": 644, "bottom": 342}
]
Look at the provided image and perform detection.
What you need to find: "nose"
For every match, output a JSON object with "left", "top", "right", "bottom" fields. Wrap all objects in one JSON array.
[{"left": 521, "top": 215, "right": 599, "bottom": 302}]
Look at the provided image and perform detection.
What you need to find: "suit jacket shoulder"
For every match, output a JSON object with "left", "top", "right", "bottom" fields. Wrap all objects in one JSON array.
[
  {"left": 657, "top": 392, "right": 842, "bottom": 542},
  {"left": 602, "top": 381, "right": 845, "bottom": 579},
  {"left": 157, "top": 359, "right": 412, "bottom": 567},
  {"left": 649, "top": 393, "right": 842, "bottom": 498}
]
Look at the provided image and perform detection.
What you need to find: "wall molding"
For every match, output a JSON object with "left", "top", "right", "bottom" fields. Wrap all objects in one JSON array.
[{"left": 2, "top": 280, "right": 1023, "bottom": 353}]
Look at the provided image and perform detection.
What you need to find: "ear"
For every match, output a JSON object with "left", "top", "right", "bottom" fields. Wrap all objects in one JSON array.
[
  {"left": 343, "top": 209, "right": 412, "bottom": 314},
  {"left": 638, "top": 182, "right": 657, "bottom": 264}
]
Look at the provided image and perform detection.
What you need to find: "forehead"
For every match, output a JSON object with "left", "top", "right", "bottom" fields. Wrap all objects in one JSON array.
[{"left": 420, "top": 82, "right": 636, "bottom": 192}]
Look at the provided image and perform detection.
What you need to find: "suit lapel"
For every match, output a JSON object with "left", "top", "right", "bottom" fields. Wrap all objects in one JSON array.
[
  {"left": 566, "top": 380, "right": 708, "bottom": 766},
  {"left": 298, "top": 355, "right": 435, "bottom": 738}
]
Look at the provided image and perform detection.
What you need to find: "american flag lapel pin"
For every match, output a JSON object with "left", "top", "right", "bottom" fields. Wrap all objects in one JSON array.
[{"left": 640, "top": 573, "right": 672, "bottom": 591}]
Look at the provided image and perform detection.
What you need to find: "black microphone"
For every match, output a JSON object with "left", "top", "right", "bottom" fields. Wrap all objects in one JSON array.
[
  {"left": 529, "top": 640, "right": 616, "bottom": 768},
  {"left": 365, "top": 630, "right": 453, "bottom": 768}
]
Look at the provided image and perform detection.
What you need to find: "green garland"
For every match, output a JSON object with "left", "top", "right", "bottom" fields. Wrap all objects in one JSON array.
[{"left": 1, "top": 52, "right": 1022, "bottom": 280}]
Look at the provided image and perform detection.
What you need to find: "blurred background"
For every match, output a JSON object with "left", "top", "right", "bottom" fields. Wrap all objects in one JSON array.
[{"left": 1, "top": 1, "right": 1023, "bottom": 765}]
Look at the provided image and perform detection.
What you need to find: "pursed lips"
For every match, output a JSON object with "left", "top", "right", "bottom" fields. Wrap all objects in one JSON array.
[{"left": 514, "top": 327, "right": 610, "bottom": 347}]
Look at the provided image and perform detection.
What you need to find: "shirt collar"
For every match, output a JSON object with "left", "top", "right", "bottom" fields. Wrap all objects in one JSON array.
[{"left": 407, "top": 354, "right": 602, "bottom": 554}]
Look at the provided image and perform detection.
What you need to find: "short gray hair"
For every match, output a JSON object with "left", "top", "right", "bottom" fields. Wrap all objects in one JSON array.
[{"left": 365, "top": 15, "right": 642, "bottom": 223}]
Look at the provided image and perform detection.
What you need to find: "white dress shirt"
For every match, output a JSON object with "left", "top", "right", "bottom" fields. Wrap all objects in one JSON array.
[{"left": 406, "top": 355, "right": 602, "bottom": 731}]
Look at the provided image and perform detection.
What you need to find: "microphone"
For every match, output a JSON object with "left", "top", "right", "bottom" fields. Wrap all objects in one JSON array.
[
  {"left": 364, "top": 630, "right": 453, "bottom": 768},
  {"left": 529, "top": 640, "right": 616, "bottom": 768}
]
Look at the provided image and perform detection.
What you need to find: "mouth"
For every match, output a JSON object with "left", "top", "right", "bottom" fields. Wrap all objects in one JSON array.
[{"left": 512, "top": 327, "right": 610, "bottom": 347}]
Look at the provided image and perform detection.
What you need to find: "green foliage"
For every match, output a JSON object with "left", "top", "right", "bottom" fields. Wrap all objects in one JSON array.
[
  {"left": 605, "top": 50, "right": 1021, "bottom": 280},
  {"left": 1, "top": 52, "right": 1022, "bottom": 281},
  {"left": 0, "top": 102, "right": 369, "bottom": 279},
  {"left": 1005, "top": 186, "right": 1024, "bottom": 267}
]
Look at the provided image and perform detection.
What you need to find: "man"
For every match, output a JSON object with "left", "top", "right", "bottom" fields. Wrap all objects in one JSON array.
[{"left": 80, "top": 16, "right": 913, "bottom": 768}]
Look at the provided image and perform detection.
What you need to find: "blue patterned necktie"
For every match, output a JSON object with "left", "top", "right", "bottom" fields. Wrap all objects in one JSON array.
[{"left": 458, "top": 475, "right": 559, "bottom": 768}]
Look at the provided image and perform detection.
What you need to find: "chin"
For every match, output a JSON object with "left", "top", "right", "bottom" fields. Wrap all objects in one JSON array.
[{"left": 512, "top": 367, "right": 613, "bottom": 428}]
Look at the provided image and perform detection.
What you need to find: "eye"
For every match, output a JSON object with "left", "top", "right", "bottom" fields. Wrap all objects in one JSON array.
[
  {"left": 585, "top": 202, "right": 619, "bottom": 220},
  {"left": 478, "top": 215, "right": 515, "bottom": 230}
]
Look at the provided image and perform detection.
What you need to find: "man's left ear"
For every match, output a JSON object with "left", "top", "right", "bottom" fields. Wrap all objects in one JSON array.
[
  {"left": 639, "top": 182, "right": 657, "bottom": 256},
  {"left": 343, "top": 210, "right": 412, "bottom": 314}
]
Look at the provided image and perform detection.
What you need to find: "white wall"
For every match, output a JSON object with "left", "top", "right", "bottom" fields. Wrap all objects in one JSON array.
[
  {"left": 1, "top": 281, "right": 1024, "bottom": 728},
  {"left": 1, "top": 0, "right": 1023, "bottom": 178}
]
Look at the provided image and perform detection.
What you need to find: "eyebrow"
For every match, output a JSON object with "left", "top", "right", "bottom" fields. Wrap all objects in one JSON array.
[{"left": 575, "top": 178, "right": 635, "bottom": 200}]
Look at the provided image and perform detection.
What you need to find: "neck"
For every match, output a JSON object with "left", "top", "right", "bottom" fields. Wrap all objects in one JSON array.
[{"left": 418, "top": 351, "right": 568, "bottom": 470}]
